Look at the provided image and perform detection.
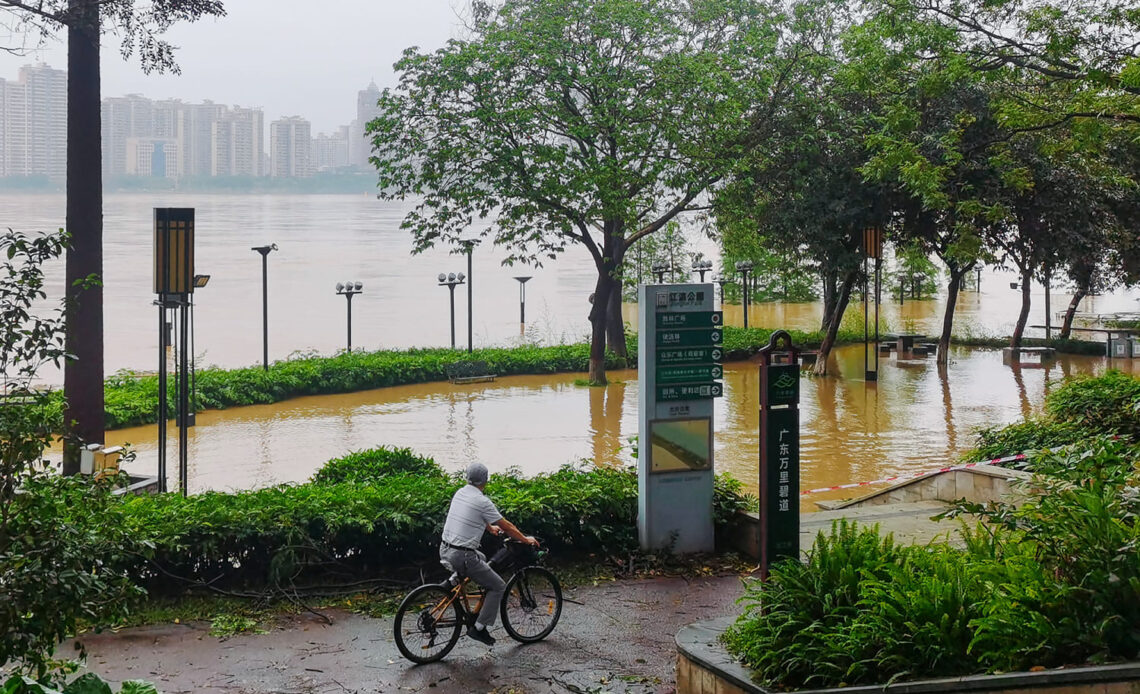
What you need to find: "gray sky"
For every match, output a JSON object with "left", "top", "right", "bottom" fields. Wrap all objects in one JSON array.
[{"left": 0, "top": 0, "right": 468, "bottom": 133}]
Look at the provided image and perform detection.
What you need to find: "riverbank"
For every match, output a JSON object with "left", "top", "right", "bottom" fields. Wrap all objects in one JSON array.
[{"left": 51, "top": 325, "right": 854, "bottom": 431}]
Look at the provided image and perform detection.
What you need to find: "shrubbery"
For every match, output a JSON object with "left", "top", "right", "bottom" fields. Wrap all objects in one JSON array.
[
  {"left": 723, "top": 437, "right": 1140, "bottom": 689},
  {"left": 59, "top": 447, "right": 753, "bottom": 594},
  {"left": 969, "top": 370, "right": 1140, "bottom": 460}
]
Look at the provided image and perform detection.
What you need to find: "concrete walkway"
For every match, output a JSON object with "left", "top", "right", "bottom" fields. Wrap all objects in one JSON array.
[{"left": 76, "top": 575, "right": 751, "bottom": 694}]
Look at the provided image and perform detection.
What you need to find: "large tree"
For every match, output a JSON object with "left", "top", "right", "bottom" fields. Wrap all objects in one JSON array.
[
  {"left": 369, "top": 0, "right": 807, "bottom": 384},
  {"left": 1, "top": 0, "right": 225, "bottom": 471}
]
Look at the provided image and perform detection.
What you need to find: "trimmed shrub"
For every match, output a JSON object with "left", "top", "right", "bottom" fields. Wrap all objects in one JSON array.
[{"left": 311, "top": 446, "right": 443, "bottom": 485}]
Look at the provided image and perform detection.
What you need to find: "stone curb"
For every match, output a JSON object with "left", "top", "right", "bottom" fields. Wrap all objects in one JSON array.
[{"left": 676, "top": 617, "right": 1140, "bottom": 694}]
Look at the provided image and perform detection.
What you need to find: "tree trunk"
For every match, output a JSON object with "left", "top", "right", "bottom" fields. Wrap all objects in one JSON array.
[
  {"left": 588, "top": 229, "right": 621, "bottom": 385},
  {"left": 937, "top": 265, "right": 967, "bottom": 366},
  {"left": 605, "top": 250, "right": 628, "bottom": 359},
  {"left": 1010, "top": 266, "right": 1032, "bottom": 350},
  {"left": 62, "top": 1, "right": 104, "bottom": 474},
  {"left": 820, "top": 268, "right": 838, "bottom": 332},
  {"left": 812, "top": 269, "right": 858, "bottom": 376},
  {"left": 1059, "top": 285, "right": 1087, "bottom": 339}
]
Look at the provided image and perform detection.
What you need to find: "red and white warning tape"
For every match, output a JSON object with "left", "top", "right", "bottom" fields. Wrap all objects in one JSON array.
[{"left": 799, "top": 453, "right": 1028, "bottom": 496}]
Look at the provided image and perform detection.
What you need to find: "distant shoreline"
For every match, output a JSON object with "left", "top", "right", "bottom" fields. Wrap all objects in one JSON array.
[{"left": 0, "top": 173, "right": 380, "bottom": 195}]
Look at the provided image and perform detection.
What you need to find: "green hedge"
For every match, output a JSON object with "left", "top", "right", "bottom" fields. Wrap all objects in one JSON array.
[
  {"left": 59, "top": 326, "right": 863, "bottom": 431},
  {"left": 724, "top": 437, "right": 1140, "bottom": 689},
  {"left": 78, "top": 447, "right": 755, "bottom": 594}
]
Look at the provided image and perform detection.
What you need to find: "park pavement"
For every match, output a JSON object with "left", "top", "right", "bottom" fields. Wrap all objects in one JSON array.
[{"left": 74, "top": 574, "right": 751, "bottom": 694}]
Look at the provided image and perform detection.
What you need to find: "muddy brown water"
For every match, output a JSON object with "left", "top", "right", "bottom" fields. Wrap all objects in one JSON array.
[
  {"left": 11, "top": 193, "right": 1140, "bottom": 503},
  {"left": 56, "top": 344, "right": 1133, "bottom": 508}
]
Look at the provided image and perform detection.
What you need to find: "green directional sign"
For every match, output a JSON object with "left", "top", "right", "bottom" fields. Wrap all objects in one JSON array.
[
  {"left": 656, "top": 364, "right": 723, "bottom": 383},
  {"left": 657, "top": 382, "right": 723, "bottom": 401},
  {"left": 656, "top": 328, "right": 722, "bottom": 347},
  {"left": 655, "top": 311, "right": 723, "bottom": 329},
  {"left": 656, "top": 347, "right": 723, "bottom": 366}
]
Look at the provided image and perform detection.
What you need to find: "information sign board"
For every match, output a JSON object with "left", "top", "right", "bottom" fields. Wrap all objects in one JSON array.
[
  {"left": 656, "top": 347, "right": 723, "bottom": 366},
  {"left": 656, "top": 328, "right": 722, "bottom": 347},
  {"left": 656, "top": 365, "right": 723, "bottom": 383},
  {"left": 655, "top": 311, "right": 723, "bottom": 329},
  {"left": 657, "top": 382, "right": 723, "bottom": 401}
]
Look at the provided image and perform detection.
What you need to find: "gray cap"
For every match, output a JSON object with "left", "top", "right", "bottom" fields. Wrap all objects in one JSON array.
[{"left": 465, "top": 462, "right": 489, "bottom": 486}]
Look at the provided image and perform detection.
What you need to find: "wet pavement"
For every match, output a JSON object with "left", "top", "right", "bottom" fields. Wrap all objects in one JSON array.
[{"left": 75, "top": 575, "right": 751, "bottom": 694}]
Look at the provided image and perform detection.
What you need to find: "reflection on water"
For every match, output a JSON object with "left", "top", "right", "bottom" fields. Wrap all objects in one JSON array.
[{"left": 62, "top": 345, "right": 1137, "bottom": 507}]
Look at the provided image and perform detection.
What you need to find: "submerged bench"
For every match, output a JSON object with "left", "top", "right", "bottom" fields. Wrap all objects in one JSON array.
[
  {"left": 446, "top": 360, "right": 498, "bottom": 384},
  {"left": 1002, "top": 346, "right": 1056, "bottom": 366}
]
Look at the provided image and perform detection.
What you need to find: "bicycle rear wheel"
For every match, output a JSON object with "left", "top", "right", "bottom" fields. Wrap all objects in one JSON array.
[
  {"left": 393, "top": 584, "right": 463, "bottom": 663},
  {"left": 500, "top": 566, "right": 562, "bottom": 643}
]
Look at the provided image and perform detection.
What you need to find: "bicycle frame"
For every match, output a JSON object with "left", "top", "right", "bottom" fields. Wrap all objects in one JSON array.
[{"left": 430, "top": 577, "right": 485, "bottom": 626}]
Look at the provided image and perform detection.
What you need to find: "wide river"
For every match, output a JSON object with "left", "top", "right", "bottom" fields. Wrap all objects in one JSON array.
[{"left": 8, "top": 194, "right": 1140, "bottom": 502}]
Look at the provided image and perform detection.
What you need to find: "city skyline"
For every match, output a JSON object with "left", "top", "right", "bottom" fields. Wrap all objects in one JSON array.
[{"left": 0, "top": 0, "right": 467, "bottom": 134}]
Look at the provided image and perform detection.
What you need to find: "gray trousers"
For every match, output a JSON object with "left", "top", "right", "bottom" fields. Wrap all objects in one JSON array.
[{"left": 440, "top": 543, "right": 506, "bottom": 627}]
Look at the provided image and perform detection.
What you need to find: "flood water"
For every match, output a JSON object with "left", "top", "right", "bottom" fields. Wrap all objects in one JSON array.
[
  {"left": 11, "top": 193, "right": 1140, "bottom": 504},
  {"left": 5, "top": 193, "right": 1140, "bottom": 381},
  {"left": 78, "top": 344, "right": 1136, "bottom": 507}
]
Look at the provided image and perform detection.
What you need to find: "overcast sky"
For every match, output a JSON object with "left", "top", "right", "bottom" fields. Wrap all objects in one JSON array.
[{"left": 0, "top": 0, "right": 469, "bottom": 133}]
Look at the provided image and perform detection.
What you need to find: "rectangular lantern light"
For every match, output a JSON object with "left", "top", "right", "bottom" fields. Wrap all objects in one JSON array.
[{"left": 154, "top": 208, "right": 195, "bottom": 296}]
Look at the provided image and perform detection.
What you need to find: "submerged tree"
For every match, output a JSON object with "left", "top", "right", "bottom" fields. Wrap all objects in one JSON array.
[
  {"left": 369, "top": 0, "right": 809, "bottom": 384},
  {"left": 0, "top": 0, "right": 226, "bottom": 471}
]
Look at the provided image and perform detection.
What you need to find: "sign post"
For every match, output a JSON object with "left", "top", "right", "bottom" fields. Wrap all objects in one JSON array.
[
  {"left": 638, "top": 283, "right": 722, "bottom": 553},
  {"left": 757, "top": 330, "right": 801, "bottom": 579}
]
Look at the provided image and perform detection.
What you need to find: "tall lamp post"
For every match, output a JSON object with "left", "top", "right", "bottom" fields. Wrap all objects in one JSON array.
[
  {"left": 251, "top": 244, "right": 277, "bottom": 371},
  {"left": 651, "top": 262, "right": 673, "bottom": 283},
  {"left": 692, "top": 258, "right": 713, "bottom": 282},
  {"left": 514, "top": 276, "right": 532, "bottom": 335},
  {"left": 735, "top": 260, "right": 754, "bottom": 328},
  {"left": 713, "top": 273, "right": 733, "bottom": 305},
  {"left": 336, "top": 281, "right": 363, "bottom": 351},
  {"left": 459, "top": 239, "right": 477, "bottom": 353},
  {"left": 438, "top": 272, "right": 466, "bottom": 349},
  {"left": 188, "top": 274, "right": 210, "bottom": 427}
]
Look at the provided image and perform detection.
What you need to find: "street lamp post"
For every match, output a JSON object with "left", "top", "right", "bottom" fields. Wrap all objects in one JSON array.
[
  {"left": 336, "top": 281, "right": 363, "bottom": 351},
  {"left": 713, "top": 273, "right": 733, "bottom": 305},
  {"left": 250, "top": 244, "right": 277, "bottom": 371},
  {"left": 459, "top": 240, "right": 477, "bottom": 353},
  {"left": 651, "top": 262, "right": 672, "bottom": 283},
  {"left": 735, "top": 260, "right": 754, "bottom": 329},
  {"left": 438, "top": 272, "right": 466, "bottom": 349},
  {"left": 188, "top": 274, "right": 210, "bottom": 427},
  {"left": 692, "top": 258, "right": 713, "bottom": 282},
  {"left": 514, "top": 276, "right": 532, "bottom": 335}
]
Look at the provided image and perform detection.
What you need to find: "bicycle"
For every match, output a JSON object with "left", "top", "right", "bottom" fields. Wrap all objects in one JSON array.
[{"left": 393, "top": 538, "right": 563, "bottom": 664}]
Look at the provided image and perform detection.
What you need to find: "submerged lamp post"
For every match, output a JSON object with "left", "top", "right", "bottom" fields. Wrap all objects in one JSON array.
[
  {"left": 336, "top": 281, "right": 363, "bottom": 351},
  {"left": 735, "top": 260, "right": 754, "bottom": 328},
  {"left": 438, "top": 272, "right": 466, "bottom": 349},
  {"left": 514, "top": 276, "right": 532, "bottom": 335},
  {"left": 713, "top": 273, "right": 733, "bottom": 305},
  {"left": 250, "top": 243, "right": 277, "bottom": 371},
  {"left": 692, "top": 258, "right": 714, "bottom": 282}
]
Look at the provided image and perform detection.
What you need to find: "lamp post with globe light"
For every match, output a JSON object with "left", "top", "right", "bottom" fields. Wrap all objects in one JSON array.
[
  {"left": 438, "top": 272, "right": 466, "bottom": 349},
  {"left": 336, "top": 281, "right": 363, "bottom": 351}
]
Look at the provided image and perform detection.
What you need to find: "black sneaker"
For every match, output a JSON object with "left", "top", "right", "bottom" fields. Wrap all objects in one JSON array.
[{"left": 467, "top": 625, "right": 496, "bottom": 646}]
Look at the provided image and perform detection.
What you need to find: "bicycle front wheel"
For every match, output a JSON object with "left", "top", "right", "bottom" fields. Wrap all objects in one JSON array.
[
  {"left": 393, "top": 584, "right": 463, "bottom": 664},
  {"left": 500, "top": 566, "right": 562, "bottom": 643}
]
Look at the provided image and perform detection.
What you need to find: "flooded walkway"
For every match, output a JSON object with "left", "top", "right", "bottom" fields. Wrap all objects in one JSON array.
[{"left": 91, "top": 344, "right": 1134, "bottom": 505}]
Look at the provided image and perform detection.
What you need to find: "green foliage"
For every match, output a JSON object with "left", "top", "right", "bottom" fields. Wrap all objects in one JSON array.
[
  {"left": 92, "top": 448, "right": 752, "bottom": 594},
  {"left": 2, "top": 674, "right": 158, "bottom": 694},
  {"left": 725, "top": 439, "right": 1140, "bottom": 688},
  {"left": 968, "top": 370, "right": 1140, "bottom": 459},
  {"left": 310, "top": 446, "right": 443, "bottom": 485},
  {"left": 0, "top": 229, "right": 147, "bottom": 680},
  {"left": 207, "top": 614, "right": 266, "bottom": 639}
]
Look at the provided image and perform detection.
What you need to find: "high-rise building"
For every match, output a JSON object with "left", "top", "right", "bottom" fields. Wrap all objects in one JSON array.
[
  {"left": 0, "top": 64, "right": 66, "bottom": 181},
  {"left": 349, "top": 80, "right": 381, "bottom": 170},
  {"left": 102, "top": 94, "right": 154, "bottom": 177},
  {"left": 213, "top": 107, "right": 263, "bottom": 177},
  {"left": 270, "top": 116, "right": 312, "bottom": 178},
  {"left": 313, "top": 125, "right": 349, "bottom": 172},
  {"left": 125, "top": 137, "right": 179, "bottom": 178}
]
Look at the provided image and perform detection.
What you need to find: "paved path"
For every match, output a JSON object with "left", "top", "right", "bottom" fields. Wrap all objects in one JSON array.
[{"left": 76, "top": 575, "right": 750, "bottom": 694}]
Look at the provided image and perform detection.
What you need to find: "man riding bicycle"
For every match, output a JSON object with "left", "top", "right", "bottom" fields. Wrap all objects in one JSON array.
[{"left": 440, "top": 462, "right": 539, "bottom": 646}]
